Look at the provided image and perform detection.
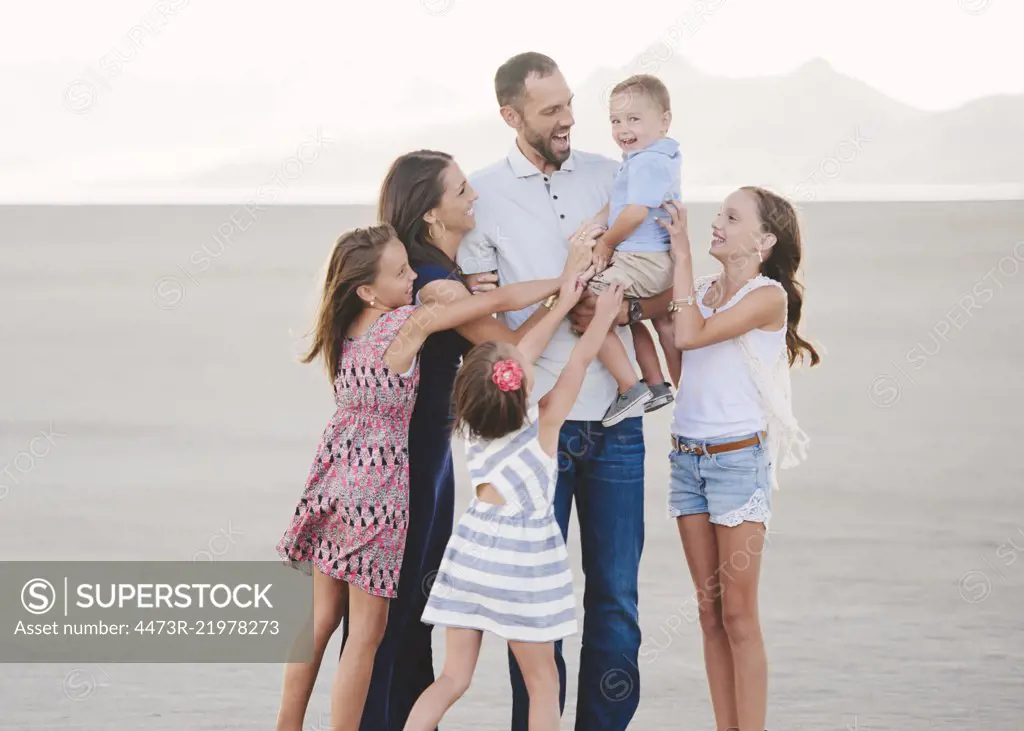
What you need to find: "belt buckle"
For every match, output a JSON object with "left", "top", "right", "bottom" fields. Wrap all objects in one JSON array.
[{"left": 673, "top": 437, "right": 701, "bottom": 455}]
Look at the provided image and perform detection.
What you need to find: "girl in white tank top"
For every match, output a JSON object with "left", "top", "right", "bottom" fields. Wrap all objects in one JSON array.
[{"left": 656, "top": 187, "right": 820, "bottom": 731}]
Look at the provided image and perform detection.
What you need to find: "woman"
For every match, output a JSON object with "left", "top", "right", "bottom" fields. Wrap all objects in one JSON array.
[
  {"left": 344, "top": 149, "right": 587, "bottom": 730},
  {"left": 658, "top": 187, "right": 819, "bottom": 731}
]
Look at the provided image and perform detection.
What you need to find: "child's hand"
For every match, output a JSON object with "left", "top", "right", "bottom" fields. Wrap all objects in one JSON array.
[
  {"left": 556, "top": 273, "right": 587, "bottom": 311},
  {"left": 593, "top": 238, "right": 615, "bottom": 268},
  {"left": 576, "top": 263, "right": 599, "bottom": 285},
  {"left": 593, "top": 284, "right": 625, "bottom": 329}
]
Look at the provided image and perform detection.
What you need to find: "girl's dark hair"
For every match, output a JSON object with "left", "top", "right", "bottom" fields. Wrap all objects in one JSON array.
[
  {"left": 452, "top": 342, "right": 528, "bottom": 440},
  {"left": 300, "top": 224, "right": 397, "bottom": 382},
  {"left": 741, "top": 186, "right": 821, "bottom": 368},
  {"left": 378, "top": 149, "right": 463, "bottom": 280}
]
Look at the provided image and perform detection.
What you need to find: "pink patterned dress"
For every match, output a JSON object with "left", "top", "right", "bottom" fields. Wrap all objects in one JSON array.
[{"left": 277, "top": 305, "right": 420, "bottom": 598}]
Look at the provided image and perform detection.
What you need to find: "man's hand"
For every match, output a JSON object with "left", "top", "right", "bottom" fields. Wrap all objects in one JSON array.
[
  {"left": 569, "top": 290, "right": 628, "bottom": 333},
  {"left": 465, "top": 271, "right": 498, "bottom": 293}
]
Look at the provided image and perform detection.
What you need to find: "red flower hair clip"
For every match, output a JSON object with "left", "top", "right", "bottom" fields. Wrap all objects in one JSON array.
[{"left": 491, "top": 359, "right": 524, "bottom": 392}]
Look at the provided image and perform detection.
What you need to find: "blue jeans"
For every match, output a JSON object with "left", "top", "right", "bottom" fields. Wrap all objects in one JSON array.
[
  {"left": 507, "top": 416, "right": 645, "bottom": 731},
  {"left": 668, "top": 431, "right": 772, "bottom": 527}
]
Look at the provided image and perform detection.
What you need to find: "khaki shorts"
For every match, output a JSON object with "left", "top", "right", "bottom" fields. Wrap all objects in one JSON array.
[{"left": 587, "top": 250, "right": 673, "bottom": 298}]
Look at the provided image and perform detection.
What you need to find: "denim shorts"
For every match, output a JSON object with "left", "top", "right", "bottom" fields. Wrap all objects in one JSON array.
[{"left": 667, "top": 431, "right": 772, "bottom": 527}]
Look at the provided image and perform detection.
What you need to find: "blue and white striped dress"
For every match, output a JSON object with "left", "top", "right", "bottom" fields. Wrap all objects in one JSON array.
[{"left": 420, "top": 405, "right": 577, "bottom": 642}]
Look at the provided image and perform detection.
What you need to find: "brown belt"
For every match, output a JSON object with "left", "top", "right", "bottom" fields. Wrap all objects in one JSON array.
[{"left": 671, "top": 432, "right": 764, "bottom": 456}]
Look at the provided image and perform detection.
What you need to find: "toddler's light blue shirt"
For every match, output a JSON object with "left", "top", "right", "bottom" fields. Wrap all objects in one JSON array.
[{"left": 608, "top": 136, "right": 681, "bottom": 253}]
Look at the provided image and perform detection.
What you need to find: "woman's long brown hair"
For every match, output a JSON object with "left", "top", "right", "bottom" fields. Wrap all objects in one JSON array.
[
  {"left": 377, "top": 149, "right": 464, "bottom": 279},
  {"left": 300, "top": 224, "right": 397, "bottom": 383},
  {"left": 742, "top": 186, "right": 821, "bottom": 368}
]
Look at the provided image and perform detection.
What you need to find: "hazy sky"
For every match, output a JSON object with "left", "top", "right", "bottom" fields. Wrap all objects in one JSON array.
[{"left": 2, "top": 0, "right": 1021, "bottom": 196}]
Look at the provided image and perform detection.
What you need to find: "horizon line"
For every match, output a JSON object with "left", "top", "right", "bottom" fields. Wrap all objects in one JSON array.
[{"left": 1, "top": 184, "right": 1022, "bottom": 205}]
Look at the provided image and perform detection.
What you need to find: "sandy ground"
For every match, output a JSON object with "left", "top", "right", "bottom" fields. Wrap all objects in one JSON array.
[{"left": 0, "top": 201, "right": 1022, "bottom": 729}]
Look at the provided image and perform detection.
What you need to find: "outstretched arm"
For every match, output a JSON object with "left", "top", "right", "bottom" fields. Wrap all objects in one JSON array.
[
  {"left": 383, "top": 275, "right": 567, "bottom": 373},
  {"left": 515, "top": 270, "right": 594, "bottom": 364},
  {"left": 596, "top": 204, "right": 647, "bottom": 254},
  {"left": 660, "top": 200, "right": 785, "bottom": 350},
  {"left": 415, "top": 279, "right": 557, "bottom": 346},
  {"left": 536, "top": 285, "right": 624, "bottom": 455}
]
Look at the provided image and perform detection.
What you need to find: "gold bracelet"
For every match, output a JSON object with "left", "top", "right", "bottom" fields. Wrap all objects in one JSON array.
[
  {"left": 543, "top": 294, "right": 559, "bottom": 309},
  {"left": 667, "top": 297, "right": 695, "bottom": 313}
]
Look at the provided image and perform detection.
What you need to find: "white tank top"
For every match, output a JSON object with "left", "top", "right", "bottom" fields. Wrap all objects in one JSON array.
[{"left": 670, "top": 275, "right": 787, "bottom": 439}]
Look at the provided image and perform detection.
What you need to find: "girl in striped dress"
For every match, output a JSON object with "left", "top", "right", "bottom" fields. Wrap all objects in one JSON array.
[
  {"left": 405, "top": 282, "right": 626, "bottom": 731},
  {"left": 274, "top": 223, "right": 596, "bottom": 731}
]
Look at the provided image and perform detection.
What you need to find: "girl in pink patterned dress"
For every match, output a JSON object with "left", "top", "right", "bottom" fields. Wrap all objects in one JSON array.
[{"left": 274, "top": 223, "right": 595, "bottom": 731}]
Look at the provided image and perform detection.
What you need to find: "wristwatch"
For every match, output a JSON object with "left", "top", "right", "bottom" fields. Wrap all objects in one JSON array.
[{"left": 626, "top": 298, "right": 643, "bottom": 325}]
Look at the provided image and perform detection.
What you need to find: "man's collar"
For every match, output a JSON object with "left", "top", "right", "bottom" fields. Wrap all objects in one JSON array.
[{"left": 507, "top": 140, "right": 576, "bottom": 178}]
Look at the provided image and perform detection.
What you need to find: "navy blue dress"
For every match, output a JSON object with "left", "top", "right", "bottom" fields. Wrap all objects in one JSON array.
[{"left": 345, "top": 262, "right": 470, "bottom": 731}]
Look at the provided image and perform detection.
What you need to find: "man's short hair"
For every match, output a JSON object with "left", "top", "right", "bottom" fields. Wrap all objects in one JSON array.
[
  {"left": 610, "top": 74, "right": 671, "bottom": 113},
  {"left": 494, "top": 52, "right": 559, "bottom": 111}
]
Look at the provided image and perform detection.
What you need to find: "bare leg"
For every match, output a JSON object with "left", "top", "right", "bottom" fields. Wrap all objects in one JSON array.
[
  {"left": 275, "top": 568, "right": 349, "bottom": 731},
  {"left": 597, "top": 330, "right": 640, "bottom": 393},
  {"left": 631, "top": 322, "right": 666, "bottom": 386},
  {"left": 677, "top": 515, "right": 739, "bottom": 730},
  {"left": 507, "top": 640, "right": 561, "bottom": 731},
  {"left": 403, "top": 628, "right": 483, "bottom": 730},
  {"left": 654, "top": 313, "right": 681, "bottom": 388},
  {"left": 716, "top": 521, "right": 768, "bottom": 731},
  {"left": 332, "top": 584, "right": 390, "bottom": 731}
]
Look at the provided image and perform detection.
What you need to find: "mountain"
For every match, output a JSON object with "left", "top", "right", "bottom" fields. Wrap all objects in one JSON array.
[
  {"left": 180, "top": 56, "right": 1024, "bottom": 200},
  {"left": 4, "top": 53, "right": 1021, "bottom": 201}
]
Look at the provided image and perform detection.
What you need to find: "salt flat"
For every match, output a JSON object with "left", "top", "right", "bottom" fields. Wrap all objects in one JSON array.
[{"left": 0, "top": 201, "right": 1022, "bottom": 730}]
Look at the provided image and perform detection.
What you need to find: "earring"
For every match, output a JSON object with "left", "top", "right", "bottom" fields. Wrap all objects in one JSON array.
[
  {"left": 369, "top": 295, "right": 376, "bottom": 307},
  {"left": 757, "top": 247, "right": 763, "bottom": 263},
  {"left": 428, "top": 219, "right": 447, "bottom": 243}
]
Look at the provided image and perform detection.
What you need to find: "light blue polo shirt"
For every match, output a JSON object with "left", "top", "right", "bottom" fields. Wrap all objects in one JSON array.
[
  {"left": 456, "top": 142, "right": 635, "bottom": 422},
  {"left": 608, "top": 136, "right": 681, "bottom": 253}
]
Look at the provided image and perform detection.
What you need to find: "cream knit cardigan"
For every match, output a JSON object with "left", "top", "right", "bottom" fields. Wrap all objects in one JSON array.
[{"left": 695, "top": 274, "right": 810, "bottom": 491}]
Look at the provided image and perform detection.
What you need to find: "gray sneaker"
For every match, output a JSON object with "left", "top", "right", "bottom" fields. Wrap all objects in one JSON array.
[
  {"left": 601, "top": 383, "right": 652, "bottom": 427},
  {"left": 644, "top": 381, "right": 674, "bottom": 412}
]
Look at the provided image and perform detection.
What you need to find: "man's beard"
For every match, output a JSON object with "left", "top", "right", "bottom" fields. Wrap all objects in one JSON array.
[{"left": 524, "top": 123, "right": 570, "bottom": 167}]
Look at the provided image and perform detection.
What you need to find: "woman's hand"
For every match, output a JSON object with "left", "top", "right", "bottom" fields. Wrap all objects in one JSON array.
[
  {"left": 561, "top": 227, "right": 600, "bottom": 279},
  {"left": 554, "top": 272, "right": 588, "bottom": 314},
  {"left": 569, "top": 219, "right": 606, "bottom": 246},
  {"left": 657, "top": 200, "right": 690, "bottom": 257},
  {"left": 466, "top": 271, "right": 499, "bottom": 293}
]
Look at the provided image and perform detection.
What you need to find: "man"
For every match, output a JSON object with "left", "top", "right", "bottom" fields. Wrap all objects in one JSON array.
[{"left": 457, "top": 51, "right": 671, "bottom": 731}]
